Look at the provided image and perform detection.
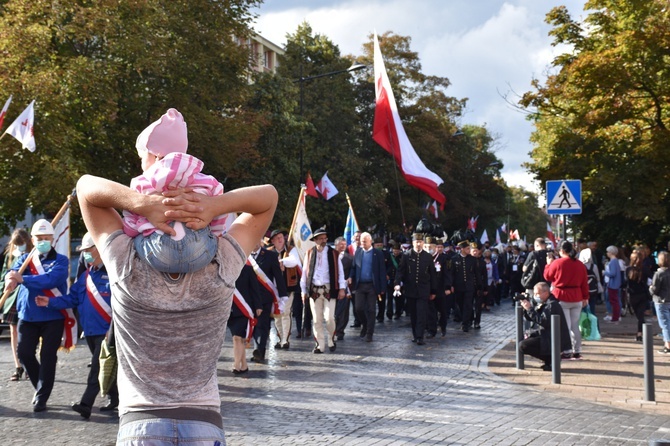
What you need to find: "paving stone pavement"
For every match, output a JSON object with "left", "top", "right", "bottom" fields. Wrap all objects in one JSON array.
[{"left": 2, "top": 303, "right": 670, "bottom": 445}]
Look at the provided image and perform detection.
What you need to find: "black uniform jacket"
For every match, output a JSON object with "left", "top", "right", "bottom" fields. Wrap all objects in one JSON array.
[{"left": 394, "top": 249, "right": 437, "bottom": 299}]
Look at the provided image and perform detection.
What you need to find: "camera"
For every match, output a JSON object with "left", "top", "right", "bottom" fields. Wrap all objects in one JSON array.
[{"left": 512, "top": 292, "right": 531, "bottom": 302}]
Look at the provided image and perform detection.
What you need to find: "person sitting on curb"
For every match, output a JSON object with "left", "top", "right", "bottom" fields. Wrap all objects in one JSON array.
[{"left": 519, "top": 282, "right": 572, "bottom": 371}]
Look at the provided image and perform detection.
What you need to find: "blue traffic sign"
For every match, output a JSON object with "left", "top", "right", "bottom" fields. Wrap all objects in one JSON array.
[{"left": 546, "top": 180, "right": 582, "bottom": 215}]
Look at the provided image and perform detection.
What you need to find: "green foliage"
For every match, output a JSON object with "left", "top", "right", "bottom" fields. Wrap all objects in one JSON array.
[
  {"left": 522, "top": 0, "right": 670, "bottom": 246},
  {"left": 0, "top": 0, "right": 261, "bottom": 235}
]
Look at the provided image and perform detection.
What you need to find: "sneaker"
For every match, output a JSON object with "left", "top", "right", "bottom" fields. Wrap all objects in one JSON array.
[
  {"left": 603, "top": 315, "right": 612, "bottom": 321},
  {"left": 572, "top": 353, "right": 582, "bottom": 360},
  {"left": 561, "top": 353, "right": 573, "bottom": 360},
  {"left": 659, "top": 347, "right": 670, "bottom": 355}
]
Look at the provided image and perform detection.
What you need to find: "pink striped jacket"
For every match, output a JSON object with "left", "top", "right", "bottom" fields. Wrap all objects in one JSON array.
[{"left": 122, "top": 152, "right": 228, "bottom": 237}]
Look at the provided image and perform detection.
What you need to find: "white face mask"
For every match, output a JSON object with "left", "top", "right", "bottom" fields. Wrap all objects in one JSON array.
[{"left": 533, "top": 294, "right": 543, "bottom": 304}]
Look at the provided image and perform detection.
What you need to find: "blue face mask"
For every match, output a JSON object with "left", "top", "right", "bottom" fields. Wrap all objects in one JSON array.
[
  {"left": 83, "top": 252, "right": 95, "bottom": 264},
  {"left": 36, "top": 240, "right": 51, "bottom": 254},
  {"left": 16, "top": 244, "right": 26, "bottom": 253}
]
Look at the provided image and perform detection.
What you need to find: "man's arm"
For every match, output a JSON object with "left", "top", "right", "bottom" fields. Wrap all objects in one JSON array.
[{"left": 77, "top": 174, "right": 277, "bottom": 258}]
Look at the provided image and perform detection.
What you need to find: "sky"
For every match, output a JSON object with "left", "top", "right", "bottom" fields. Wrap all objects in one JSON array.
[{"left": 251, "top": 0, "right": 589, "bottom": 194}]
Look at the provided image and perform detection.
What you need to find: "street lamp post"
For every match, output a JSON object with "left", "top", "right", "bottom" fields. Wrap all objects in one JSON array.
[{"left": 295, "top": 62, "right": 367, "bottom": 187}]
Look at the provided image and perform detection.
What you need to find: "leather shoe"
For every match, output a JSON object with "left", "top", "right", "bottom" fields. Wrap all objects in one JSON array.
[
  {"left": 274, "top": 342, "right": 282, "bottom": 349},
  {"left": 33, "top": 401, "right": 47, "bottom": 413},
  {"left": 359, "top": 328, "right": 367, "bottom": 338},
  {"left": 365, "top": 334, "right": 373, "bottom": 342},
  {"left": 296, "top": 332, "right": 302, "bottom": 339},
  {"left": 72, "top": 402, "right": 91, "bottom": 419},
  {"left": 426, "top": 333, "right": 436, "bottom": 339},
  {"left": 462, "top": 326, "right": 469, "bottom": 332},
  {"left": 232, "top": 368, "right": 249, "bottom": 375},
  {"left": 411, "top": 338, "right": 417, "bottom": 343},
  {"left": 336, "top": 334, "right": 344, "bottom": 341},
  {"left": 329, "top": 344, "right": 336, "bottom": 352},
  {"left": 281, "top": 342, "right": 290, "bottom": 350},
  {"left": 474, "top": 324, "right": 481, "bottom": 330},
  {"left": 313, "top": 347, "right": 323, "bottom": 354},
  {"left": 416, "top": 338, "right": 425, "bottom": 345},
  {"left": 350, "top": 323, "right": 361, "bottom": 328},
  {"left": 100, "top": 401, "right": 118, "bottom": 412}
]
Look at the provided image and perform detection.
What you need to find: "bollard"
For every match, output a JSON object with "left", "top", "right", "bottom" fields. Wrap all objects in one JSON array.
[
  {"left": 516, "top": 304, "right": 524, "bottom": 370},
  {"left": 551, "top": 314, "right": 561, "bottom": 384},
  {"left": 644, "top": 323, "right": 655, "bottom": 402}
]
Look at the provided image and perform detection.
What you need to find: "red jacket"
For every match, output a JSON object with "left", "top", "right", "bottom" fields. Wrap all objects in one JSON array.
[{"left": 543, "top": 256, "right": 589, "bottom": 303}]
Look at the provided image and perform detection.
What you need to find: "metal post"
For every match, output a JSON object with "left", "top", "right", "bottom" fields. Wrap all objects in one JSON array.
[
  {"left": 562, "top": 214, "right": 567, "bottom": 242},
  {"left": 644, "top": 323, "right": 655, "bottom": 401},
  {"left": 551, "top": 314, "right": 561, "bottom": 384},
  {"left": 515, "top": 304, "right": 524, "bottom": 369}
]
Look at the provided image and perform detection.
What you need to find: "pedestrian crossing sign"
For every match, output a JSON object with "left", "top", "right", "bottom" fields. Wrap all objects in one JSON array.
[{"left": 546, "top": 180, "right": 582, "bottom": 215}]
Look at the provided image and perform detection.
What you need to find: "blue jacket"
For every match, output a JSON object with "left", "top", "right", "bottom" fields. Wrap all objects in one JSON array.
[
  {"left": 604, "top": 258, "right": 621, "bottom": 290},
  {"left": 47, "top": 265, "right": 112, "bottom": 337},
  {"left": 349, "top": 247, "right": 387, "bottom": 295},
  {"left": 12, "top": 249, "right": 69, "bottom": 322}
]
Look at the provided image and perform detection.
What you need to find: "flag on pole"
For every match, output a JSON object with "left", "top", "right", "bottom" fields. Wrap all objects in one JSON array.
[
  {"left": 499, "top": 223, "right": 506, "bottom": 234},
  {"left": 305, "top": 173, "right": 319, "bottom": 198},
  {"left": 425, "top": 200, "right": 438, "bottom": 219},
  {"left": 290, "top": 188, "right": 316, "bottom": 260},
  {"left": 343, "top": 197, "right": 360, "bottom": 247},
  {"left": 467, "top": 216, "right": 479, "bottom": 231},
  {"left": 316, "top": 172, "right": 339, "bottom": 200},
  {"left": 372, "top": 32, "right": 446, "bottom": 209},
  {"left": 480, "top": 229, "right": 489, "bottom": 245},
  {"left": 4, "top": 100, "right": 35, "bottom": 152},
  {"left": 546, "top": 222, "right": 557, "bottom": 247},
  {"left": 0, "top": 95, "right": 12, "bottom": 130},
  {"left": 53, "top": 208, "right": 71, "bottom": 259},
  {"left": 510, "top": 229, "right": 520, "bottom": 241},
  {"left": 495, "top": 229, "right": 501, "bottom": 245}
]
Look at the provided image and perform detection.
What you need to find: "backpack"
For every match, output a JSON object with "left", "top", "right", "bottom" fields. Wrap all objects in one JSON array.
[
  {"left": 586, "top": 264, "right": 599, "bottom": 294},
  {"left": 521, "top": 258, "right": 541, "bottom": 289}
]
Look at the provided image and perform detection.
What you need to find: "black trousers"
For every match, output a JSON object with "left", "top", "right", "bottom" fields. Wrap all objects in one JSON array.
[
  {"left": 354, "top": 283, "right": 377, "bottom": 336},
  {"left": 384, "top": 285, "right": 395, "bottom": 318},
  {"left": 406, "top": 297, "right": 428, "bottom": 340},
  {"left": 394, "top": 290, "right": 405, "bottom": 317},
  {"left": 17, "top": 318, "right": 64, "bottom": 404},
  {"left": 474, "top": 291, "right": 486, "bottom": 326},
  {"left": 292, "top": 295, "right": 304, "bottom": 334},
  {"left": 426, "top": 292, "right": 449, "bottom": 334},
  {"left": 519, "top": 335, "right": 550, "bottom": 364},
  {"left": 334, "top": 296, "right": 351, "bottom": 337},
  {"left": 253, "top": 302, "right": 273, "bottom": 354},
  {"left": 81, "top": 335, "right": 119, "bottom": 407},
  {"left": 454, "top": 289, "right": 475, "bottom": 328}
]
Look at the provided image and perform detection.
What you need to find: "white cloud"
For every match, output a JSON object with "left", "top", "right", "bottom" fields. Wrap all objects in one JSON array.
[{"left": 253, "top": 0, "right": 589, "bottom": 194}]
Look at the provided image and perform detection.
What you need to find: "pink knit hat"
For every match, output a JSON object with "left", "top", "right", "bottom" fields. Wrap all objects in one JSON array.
[{"left": 135, "top": 108, "right": 188, "bottom": 157}]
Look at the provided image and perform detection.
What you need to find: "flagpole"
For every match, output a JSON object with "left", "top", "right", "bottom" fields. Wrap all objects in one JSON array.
[
  {"left": 345, "top": 193, "right": 359, "bottom": 228},
  {"left": 0, "top": 189, "right": 76, "bottom": 309},
  {"left": 287, "top": 187, "right": 305, "bottom": 245}
]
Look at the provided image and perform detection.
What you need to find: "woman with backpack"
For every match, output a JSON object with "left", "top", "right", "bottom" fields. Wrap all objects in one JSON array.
[{"left": 578, "top": 248, "right": 602, "bottom": 316}]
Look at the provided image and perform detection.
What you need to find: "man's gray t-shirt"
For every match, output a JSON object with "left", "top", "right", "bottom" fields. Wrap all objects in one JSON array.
[{"left": 101, "top": 230, "right": 246, "bottom": 416}]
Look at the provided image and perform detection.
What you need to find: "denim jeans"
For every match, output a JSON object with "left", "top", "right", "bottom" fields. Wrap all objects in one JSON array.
[
  {"left": 117, "top": 418, "right": 226, "bottom": 445},
  {"left": 655, "top": 302, "right": 670, "bottom": 343},
  {"left": 134, "top": 223, "right": 217, "bottom": 274}
]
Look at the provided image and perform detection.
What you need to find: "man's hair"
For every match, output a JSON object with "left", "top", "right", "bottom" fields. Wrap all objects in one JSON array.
[
  {"left": 360, "top": 232, "right": 372, "bottom": 242},
  {"left": 534, "top": 282, "right": 550, "bottom": 294},
  {"left": 334, "top": 236, "right": 346, "bottom": 244},
  {"left": 659, "top": 251, "right": 669, "bottom": 268},
  {"left": 534, "top": 237, "right": 546, "bottom": 246}
]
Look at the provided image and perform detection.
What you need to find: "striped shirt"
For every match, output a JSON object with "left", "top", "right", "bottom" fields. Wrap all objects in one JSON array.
[{"left": 122, "top": 153, "right": 228, "bottom": 237}]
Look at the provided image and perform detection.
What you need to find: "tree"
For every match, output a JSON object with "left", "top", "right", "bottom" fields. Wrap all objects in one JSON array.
[
  {"left": 0, "top": 0, "right": 261, "bottom": 234},
  {"left": 521, "top": 0, "right": 670, "bottom": 246}
]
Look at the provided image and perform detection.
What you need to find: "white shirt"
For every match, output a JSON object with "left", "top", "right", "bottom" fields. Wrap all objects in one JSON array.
[{"left": 300, "top": 246, "right": 346, "bottom": 294}]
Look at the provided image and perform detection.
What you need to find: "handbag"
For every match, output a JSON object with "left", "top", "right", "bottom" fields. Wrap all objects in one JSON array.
[{"left": 98, "top": 320, "right": 117, "bottom": 397}]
